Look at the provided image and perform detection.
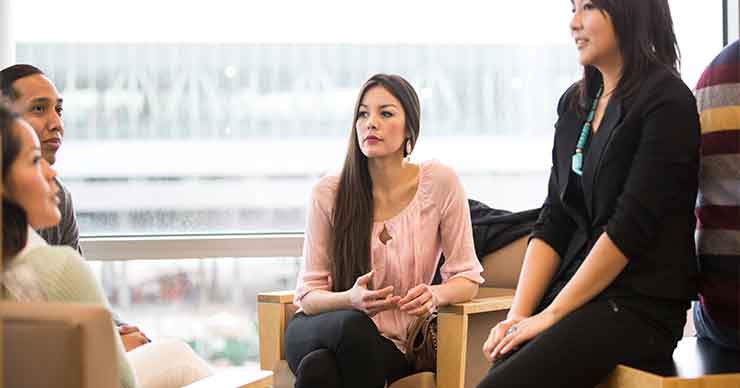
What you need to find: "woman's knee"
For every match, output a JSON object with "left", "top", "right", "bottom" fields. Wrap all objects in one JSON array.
[
  {"left": 333, "top": 310, "right": 378, "bottom": 345},
  {"left": 289, "top": 309, "right": 376, "bottom": 339},
  {"left": 285, "top": 310, "right": 377, "bottom": 365}
]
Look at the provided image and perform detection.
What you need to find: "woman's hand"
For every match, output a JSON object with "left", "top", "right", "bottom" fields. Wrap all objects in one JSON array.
[
  {"left": 398, "top": 284, "right": 438, "bottom": 317},
  {"left": 348, "top": 271, "right": 401, "bottom": 316},
  {"left": 482, "top": 311, "right": 558, "bottom": 362},
  {"left": 482, "top": 316, "right": 524, "bottom": 362},
  {"left": 118, "top": 325, "right": 151, "bottom": 352}
]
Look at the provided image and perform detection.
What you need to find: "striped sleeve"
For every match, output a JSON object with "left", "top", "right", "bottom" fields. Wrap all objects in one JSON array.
[{"left": 694, "top": 39, "right": 740, "bottom": 330}]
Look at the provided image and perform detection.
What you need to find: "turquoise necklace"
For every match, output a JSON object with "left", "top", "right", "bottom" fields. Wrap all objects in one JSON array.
[{"left": 571, "top": 85, "right": 603, "bottom": 176}]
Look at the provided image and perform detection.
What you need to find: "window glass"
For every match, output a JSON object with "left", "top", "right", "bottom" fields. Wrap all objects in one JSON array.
[
  {"left": 12, "top": 1, "right": 723, "bottom": 236},
  {"left": 89, "top": 256, "right": 300, "bottom": 368}
]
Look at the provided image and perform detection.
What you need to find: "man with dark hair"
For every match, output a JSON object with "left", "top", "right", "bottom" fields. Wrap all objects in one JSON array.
[
  {"left": 0, "top": 64, "right": 151, "bottom": 352},
  {"left": 0, "top": 64, "right": 81, "bottom": 253}
]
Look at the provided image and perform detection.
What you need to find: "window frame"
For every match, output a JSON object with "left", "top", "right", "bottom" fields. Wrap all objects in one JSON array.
[
  {"left": 81, "top": 233, "right": 304, "bottom": 261},
  {"left": 726, "top": 0, "right": 740, "bottom": 45}
]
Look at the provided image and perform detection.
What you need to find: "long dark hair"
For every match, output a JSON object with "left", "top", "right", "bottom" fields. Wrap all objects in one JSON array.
[
  {"left": 575, "top": 0, "right": 680, "bottom": 111},
  {"left": 0, "top": 64, "right": 44, "bottom": 101},
  {"left": 330, "top": 74, "right": 421, "bottom": 292},
  {"left": 1, "top": 103, "right": 27, "bottom": 262}
]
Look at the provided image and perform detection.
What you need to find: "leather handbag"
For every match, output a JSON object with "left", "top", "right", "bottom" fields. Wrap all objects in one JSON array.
[{"left": 405, "top": 312, "right": 438, "bottom": 372}]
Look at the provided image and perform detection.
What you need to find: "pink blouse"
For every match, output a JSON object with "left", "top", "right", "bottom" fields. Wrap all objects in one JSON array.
[{"left": 294, "top": 160, "right": 484, "bottom": 352}]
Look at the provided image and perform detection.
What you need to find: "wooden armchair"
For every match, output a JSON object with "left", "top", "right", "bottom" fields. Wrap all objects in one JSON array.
[{"left": 256, "top": 237, "right": 528, "bottom": 388}]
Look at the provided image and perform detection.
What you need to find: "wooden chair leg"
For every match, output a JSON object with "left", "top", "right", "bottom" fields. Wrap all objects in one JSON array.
[
  {"left": 437, "top": 313, "right": 469, "bottom": 388},
  {"left": 437, "top": 288, "right": 514, "bottom": 388}
]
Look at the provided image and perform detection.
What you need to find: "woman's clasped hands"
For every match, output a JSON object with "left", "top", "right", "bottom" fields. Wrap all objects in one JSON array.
[
  {"left": 348, "top": 271, "right": 438, "bottom": 317},
  {"left": 482, "top": 310, "right": 559, "bottom": 362}
]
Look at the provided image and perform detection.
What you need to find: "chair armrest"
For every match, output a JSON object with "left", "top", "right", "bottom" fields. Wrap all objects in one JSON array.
[
  {"left": 183, "top": 369, "right": 273, "bottom": 388},
  {"left": 439, "top": 287, "right": 514, "bottom": 316},
  {"left": 436, "top": 288, "right": 514, "bottom": 388},
  {"left": 258, "top": 290, "right": 295, "bottom": 304},
  {"left": 258, "top": 290, "right": 297, "bottom": 371}
]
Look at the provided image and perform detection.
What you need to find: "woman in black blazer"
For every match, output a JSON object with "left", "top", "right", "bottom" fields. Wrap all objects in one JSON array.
[{"left": 477, "top": 1, "right": 700, "bottom": 387}]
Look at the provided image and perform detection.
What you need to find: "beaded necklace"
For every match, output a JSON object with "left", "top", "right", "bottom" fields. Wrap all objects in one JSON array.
[{"left": 571, "top": 85, "right": 603, "bottom": 176}]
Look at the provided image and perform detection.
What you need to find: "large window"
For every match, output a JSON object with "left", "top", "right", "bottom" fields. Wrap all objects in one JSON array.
[
  {"left": 14, "top": 1, "right": 723, "bottom": 235},
  {"left": 11, "top": 0, "right": 725, "bottom": 368},
  {"left": 15, "top": 1, "right": 573, "bottom": 235}
]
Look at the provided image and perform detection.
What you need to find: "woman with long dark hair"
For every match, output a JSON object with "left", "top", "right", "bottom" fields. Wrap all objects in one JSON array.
[
  {"left": 0, "top": 105, "right": 138, "bottom": 388},
  {"left": 285, "top": 74, "right": 484, "bottom": 388},
  {"left": 477, "top": 1, "right": 700, "bottom": 387}
]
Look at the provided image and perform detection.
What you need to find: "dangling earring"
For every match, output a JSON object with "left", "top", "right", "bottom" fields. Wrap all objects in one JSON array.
[{"left": 405, "top": 138, "right": 412, "bottom": 162}]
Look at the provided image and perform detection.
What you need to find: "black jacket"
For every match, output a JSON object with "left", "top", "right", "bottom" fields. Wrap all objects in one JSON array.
[
  {"left": 532, "top": 66, "right": 701, "bottom": 303},
  {"left": 433, "top": 200, "right": 540, "bottom": 285},
  {"left": 468, "top": 200, "right": 539, "bottom": 258}
]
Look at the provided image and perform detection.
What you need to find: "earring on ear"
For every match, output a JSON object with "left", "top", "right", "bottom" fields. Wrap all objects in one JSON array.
[{"left": 405, "top": 138, "right": 413, "bottom": 161}]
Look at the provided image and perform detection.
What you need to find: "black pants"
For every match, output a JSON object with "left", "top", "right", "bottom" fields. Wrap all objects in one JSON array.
[
  {"left": 476, "top": 298, "right": 683, "bottom": 388},
  {"left": 285, "top": 310, "right": 411, "bottom": 388}
]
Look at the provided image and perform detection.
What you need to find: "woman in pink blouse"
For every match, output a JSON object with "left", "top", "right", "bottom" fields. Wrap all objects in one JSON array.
[{"left": 284, "top": 74, "right": 484, "bottom": 388}]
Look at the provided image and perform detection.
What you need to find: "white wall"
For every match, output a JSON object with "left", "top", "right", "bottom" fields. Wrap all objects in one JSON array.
[{"left": 0, "top": 0, "right": 13, "bottom": 68}]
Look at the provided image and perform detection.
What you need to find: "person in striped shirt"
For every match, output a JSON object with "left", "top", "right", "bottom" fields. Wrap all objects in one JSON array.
[{"left": 693, "top": 38, "right": 740, "bottom": 350}]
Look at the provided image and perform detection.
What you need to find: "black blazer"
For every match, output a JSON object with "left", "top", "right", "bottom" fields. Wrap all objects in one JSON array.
[{"left": 532, "top": 66, "right": 701, "bottom": 302}]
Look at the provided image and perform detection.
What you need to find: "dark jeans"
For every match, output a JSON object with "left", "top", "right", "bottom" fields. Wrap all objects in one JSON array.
[
  {"left": 476, "top": 298, "right": 683, "bottom": 388},
  {"left": 285, "top": 310, "right": 411, "bottom": 388},
  {"left": 693, "top": 301, "right": 740, "bottom": 350}
]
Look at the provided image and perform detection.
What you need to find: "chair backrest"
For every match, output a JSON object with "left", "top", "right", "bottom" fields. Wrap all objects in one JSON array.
[
  {"left": 480, "top": 236, "right": 528, "bottom": 289},
  {"left": 1, "top": 301, "right": 120, "bottom": 388}
]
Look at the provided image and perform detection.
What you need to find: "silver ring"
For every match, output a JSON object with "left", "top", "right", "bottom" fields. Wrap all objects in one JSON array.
[{"left": 505, "top": 325, "right": 518, "bottom": 336}]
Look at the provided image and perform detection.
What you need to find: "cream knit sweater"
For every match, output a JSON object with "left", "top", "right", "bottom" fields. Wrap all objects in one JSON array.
[{"left": 3, "top": 241, "right": 137, "bottom": 388}]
